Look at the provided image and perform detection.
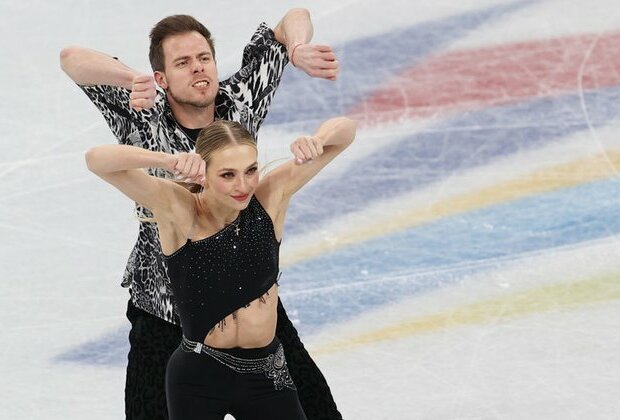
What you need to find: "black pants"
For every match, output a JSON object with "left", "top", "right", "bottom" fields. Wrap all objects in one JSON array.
[
  {"left": 166, "top": 337, "right": 306, "bottom": 420},
  {"left": 125, "top": 300, "right": 343, "bottom": 420}
]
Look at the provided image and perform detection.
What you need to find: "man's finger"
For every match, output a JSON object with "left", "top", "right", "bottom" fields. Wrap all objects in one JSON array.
[
  {"left": 316, "top": 69, "right": 339, "bottom": 79},
  {"left": 313, "top": 44, "right": 333, "bottom": 52},
  {"left": 130, "top": 90, "right": 154, "bottom": 100},
  {"left": 319, "top": 52, "right": 337, "bottom": 62},
  {"left": 317, "top": 60, "right": 339, "bottom": 70},
  {"left": 132, "top": 83, "right": 153, "bottom": 92},
  {"left": 133, "top": 74, "right": 153, "bottom": 83},
  {"left": 131, "top": 98, "right": 152, "bottom": 108}
]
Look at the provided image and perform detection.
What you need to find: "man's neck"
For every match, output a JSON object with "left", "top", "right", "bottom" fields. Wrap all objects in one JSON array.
[{"left": 169, "top": 99, "right": 215, "bottom": 129}]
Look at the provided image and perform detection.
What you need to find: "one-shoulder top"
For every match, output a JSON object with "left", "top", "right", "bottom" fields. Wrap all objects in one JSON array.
[{"left": 163, "top": 196, "right": 280, "bottom": 342}]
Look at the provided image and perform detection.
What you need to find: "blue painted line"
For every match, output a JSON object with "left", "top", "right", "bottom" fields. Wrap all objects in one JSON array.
[
  {"left": 284, "top": 86, "right": 620, "bottom": 235},
  {"left": 54, "top": 328, "right": 128, "bottom": 367},
  {"left": 263, "top": 0, "right": 537, "bottom": 128},
  {"left": 280, "top": 176, "right": 620, "bottom": 333}
]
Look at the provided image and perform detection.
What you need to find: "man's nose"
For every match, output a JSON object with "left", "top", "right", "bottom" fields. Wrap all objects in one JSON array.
[{"left": 192, "top": 59, "right": 204, "bottom": 73}]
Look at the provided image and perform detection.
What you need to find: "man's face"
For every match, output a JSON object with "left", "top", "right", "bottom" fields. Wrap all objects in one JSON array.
[{"left": 156, "top": 31, "right": 218, "bottom": 109}]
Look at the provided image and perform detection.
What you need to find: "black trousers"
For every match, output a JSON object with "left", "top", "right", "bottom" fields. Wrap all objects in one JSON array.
[
  {"left": 125, "top": 300, "right": 343, "bottom": 420},
  {"left": 166, "top": 337, "right": 306, "bottom": 420}
]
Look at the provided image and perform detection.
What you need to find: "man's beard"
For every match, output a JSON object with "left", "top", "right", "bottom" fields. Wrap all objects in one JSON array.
[{"left": 167, "top": 87, "right": 214, "bottom": 109}]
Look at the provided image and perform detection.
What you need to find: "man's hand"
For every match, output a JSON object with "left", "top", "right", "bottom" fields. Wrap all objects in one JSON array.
[
  {"left": 290, "top": 44, "right": 339, "bottom": 81},
  {"left": 130, "top": 74, "right": 157, "bottom": 111}
]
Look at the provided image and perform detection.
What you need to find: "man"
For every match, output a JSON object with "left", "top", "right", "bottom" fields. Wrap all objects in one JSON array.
[{"left": 61, "top": 9, "right": 342, "bottom": 420}]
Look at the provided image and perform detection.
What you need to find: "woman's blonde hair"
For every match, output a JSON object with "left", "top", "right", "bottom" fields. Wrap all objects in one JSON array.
[
  {"left": 138, "top": 121, "right": 257, "bottom": 222},
  {"left": 185, "top": 120, "right": 257, "bottom": 193}
]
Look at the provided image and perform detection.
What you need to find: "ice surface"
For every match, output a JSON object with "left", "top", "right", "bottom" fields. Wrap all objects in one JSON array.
[{"left": 1, "top": 0, "right": 620, "bottom": 419}]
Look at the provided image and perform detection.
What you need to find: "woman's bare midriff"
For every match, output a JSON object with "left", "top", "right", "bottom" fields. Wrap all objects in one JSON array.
[{"left": 203, "top": 283, "right": 279, "bottom": 349}]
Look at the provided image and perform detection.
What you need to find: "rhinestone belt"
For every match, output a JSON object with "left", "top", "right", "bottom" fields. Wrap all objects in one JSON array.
[{"left": 180, "top": 336, "right": 296, "bottom": 391}]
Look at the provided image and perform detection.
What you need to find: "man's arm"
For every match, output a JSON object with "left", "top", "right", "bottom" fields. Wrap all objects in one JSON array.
[
  {"left": 272, "top": 8, "right": 339, "bottom": 80},
  {"left": 272, "top": 8, "right": 313, "bottom": 52},
  {"left": 60, "top": 46, "right": 156, "bottom": 111},
  {"left": 60, "top": 46, "right": 136, "bottom": 88}
]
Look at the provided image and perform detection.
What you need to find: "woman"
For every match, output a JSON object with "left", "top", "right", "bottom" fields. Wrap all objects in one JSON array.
[{"left": 85, "top": 116, "right": 356, "bottom": 420}]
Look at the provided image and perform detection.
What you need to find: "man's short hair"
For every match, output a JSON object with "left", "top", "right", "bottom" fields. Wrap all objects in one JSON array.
[{"left": 149, "top": 14, "right": 215, "bottom": 72}]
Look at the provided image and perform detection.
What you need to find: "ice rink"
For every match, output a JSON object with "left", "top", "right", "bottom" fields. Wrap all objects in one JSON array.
[{"left": 2, "top": 0, "right": 620, "bottom": 418}]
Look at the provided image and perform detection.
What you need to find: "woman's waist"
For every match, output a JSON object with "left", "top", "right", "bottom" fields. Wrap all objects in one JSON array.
[
  {"left": 204, "top": 319, "right": 277, "bottom": 349},
  {"left": 182, "top": 332, "right": 281, "bottom": 359},
  {"left": 181, "top": 283, "right": 279, "bottom": 349}
]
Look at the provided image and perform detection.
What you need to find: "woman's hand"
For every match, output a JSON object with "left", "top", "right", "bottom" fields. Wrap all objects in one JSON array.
[
  {"left": 290, "top": 135, "right": 324, "bottom": 165},
  {"left": 164, "top": 153, "right": 206, "bottom": 185}
]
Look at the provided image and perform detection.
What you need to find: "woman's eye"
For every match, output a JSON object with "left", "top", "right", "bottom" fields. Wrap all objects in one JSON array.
[
  {"left": 222, "top": 172, "right": 234, "bottom": 179},
  {"left": 247, "top": 167, "right": 258, "bottom": 175}
]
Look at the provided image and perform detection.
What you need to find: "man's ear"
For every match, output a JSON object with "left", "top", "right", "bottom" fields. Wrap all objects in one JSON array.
[{"left": 154, "top": 71, "right": 167, "bottom": 89}]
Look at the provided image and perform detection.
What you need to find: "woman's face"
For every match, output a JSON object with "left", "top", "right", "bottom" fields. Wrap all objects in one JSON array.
[{"left": 204, "top": 144, "right": 259, "bottom": 209}]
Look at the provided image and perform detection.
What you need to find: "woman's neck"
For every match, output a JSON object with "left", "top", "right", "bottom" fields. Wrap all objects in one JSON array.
[{"left": 197, "top": 193, "right": 239, "bottom": 227}]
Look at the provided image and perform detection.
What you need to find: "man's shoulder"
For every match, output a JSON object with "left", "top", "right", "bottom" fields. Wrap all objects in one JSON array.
[{"left": 249, "top": 22, "right": 276, "bottom": 43}]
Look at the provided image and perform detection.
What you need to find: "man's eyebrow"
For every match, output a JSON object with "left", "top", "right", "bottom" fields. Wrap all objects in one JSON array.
[{"left": 173, "top": 55, "right": 190, "bottom": 63}]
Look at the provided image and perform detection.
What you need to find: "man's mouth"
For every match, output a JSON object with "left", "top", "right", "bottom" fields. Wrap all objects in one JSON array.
[{"left": 192, "top": 80, "right": 210, "bottom": 88}]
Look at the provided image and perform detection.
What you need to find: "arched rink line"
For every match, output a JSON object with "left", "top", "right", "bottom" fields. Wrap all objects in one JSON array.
[
  {"left": 282, "top": 146, "right": 620, "bottom": 265},
  {"left": 278, "top": 175, "right": 620, "bottom": 333},
  {"left": 350, "top": 30, "right": 620, "bottom": 125},
  {"left": 262, "top": 0, "right": 537, "bottom": 128},
  {"left": 283, "top": 86, "right": 620, "bottom": 236},
  {"left": 309, "top": 271, "right": 620, "bottom": 356}
]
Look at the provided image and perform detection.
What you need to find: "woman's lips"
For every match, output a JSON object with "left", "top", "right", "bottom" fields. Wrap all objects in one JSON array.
[{"left": 232, "top": 194, "right": 249, "bottom": 202}]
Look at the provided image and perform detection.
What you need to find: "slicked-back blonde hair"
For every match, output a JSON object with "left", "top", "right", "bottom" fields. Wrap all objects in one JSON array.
[{"left": 186, "top": 120, "right": 257, "bottom": 193}]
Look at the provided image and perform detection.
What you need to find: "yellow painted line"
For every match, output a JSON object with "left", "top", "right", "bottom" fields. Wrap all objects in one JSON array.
[
  {"left": 310, "top": 274, "right": 620, "bottom": 356},
  {"left": 282, "top": 151, "right": 620, "bottom": 267}
]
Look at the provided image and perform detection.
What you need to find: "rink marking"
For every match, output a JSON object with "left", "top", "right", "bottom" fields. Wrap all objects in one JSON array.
[
  {"left": 282, "top": 149, "right": 620, "bottom": 267},
  {"left": 350, "top": 31, "right": 620, "bottom": 124},
  {"left": 311, "top": 273, "right": 620, "bottom": 356},
  {"left": 266, "top": 0, "right": 533, "bottom": 127}
]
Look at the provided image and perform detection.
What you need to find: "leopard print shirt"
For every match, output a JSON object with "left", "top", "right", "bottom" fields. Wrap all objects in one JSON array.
[{"left": 81, "top": 23, "right": 288, "bottom": 324}]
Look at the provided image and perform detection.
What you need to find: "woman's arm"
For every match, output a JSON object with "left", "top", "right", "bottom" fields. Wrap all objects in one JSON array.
[
  {"left": 85, "top": 144, "right": 205, "bottom": 214},
  {"left": 282, "top": 116, "right": 356, "bottom": 197},
  {"left": 256, "top": 117, "right": 356, "bottom": 236}
]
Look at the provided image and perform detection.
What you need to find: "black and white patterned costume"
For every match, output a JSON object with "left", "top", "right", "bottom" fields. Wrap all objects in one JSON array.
[
  {"left": 82, "top": 23, "right": 285, "bottom": 324},
  {"left": 81, "top": 23, "right": 342, "bottom": 420}
]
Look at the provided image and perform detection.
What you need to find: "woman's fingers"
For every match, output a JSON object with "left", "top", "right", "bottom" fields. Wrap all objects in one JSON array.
[{"left": 292, "top": 136, "right": 324, "bottom": 164}]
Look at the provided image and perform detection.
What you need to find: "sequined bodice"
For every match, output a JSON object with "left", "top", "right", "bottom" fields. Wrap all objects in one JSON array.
[{"left": 163, "top": 196, "right": 280, "bottom": 342}]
